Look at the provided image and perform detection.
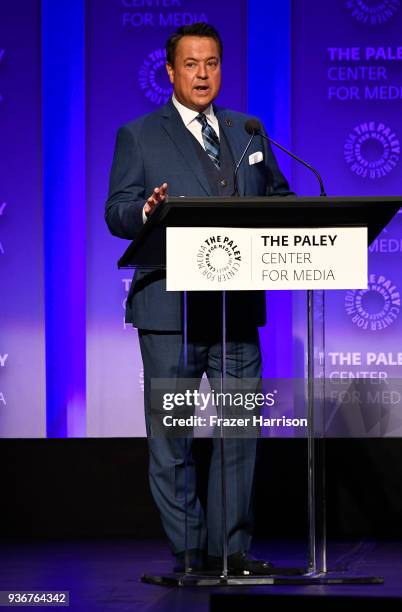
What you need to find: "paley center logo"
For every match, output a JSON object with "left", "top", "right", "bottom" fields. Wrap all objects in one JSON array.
[
  {"left": 138, "top": 48, "right": 172, "bottom": 105},
  {"left": 344, "top": 122, "right": 400, "bottom": 179},
  {"left": 345, "top": 273, "right": 401, "bottom": 331},
  {"left": 197, "top": 234, "right": 242, "bottom": 283},
  {"left": 346, "top": 0, "right": 400, "bottom": 24}
]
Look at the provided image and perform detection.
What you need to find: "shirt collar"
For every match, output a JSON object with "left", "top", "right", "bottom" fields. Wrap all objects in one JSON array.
[{"left": 172, "top": 94, "right": 216, "bottom": 127}]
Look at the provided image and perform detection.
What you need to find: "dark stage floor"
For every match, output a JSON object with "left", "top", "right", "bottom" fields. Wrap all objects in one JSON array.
[{"left": 0, "top": 539, "right": 401, "bottom": 611}]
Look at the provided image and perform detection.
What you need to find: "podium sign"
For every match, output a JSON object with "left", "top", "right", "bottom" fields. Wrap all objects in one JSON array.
[{"left": 166, "top": 226, "right": 368, "bottom": 291}]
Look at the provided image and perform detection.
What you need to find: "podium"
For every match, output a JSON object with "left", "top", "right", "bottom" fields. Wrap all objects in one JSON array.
[{"left": 118, "top": 195, "right": 401, "bottom": 586}]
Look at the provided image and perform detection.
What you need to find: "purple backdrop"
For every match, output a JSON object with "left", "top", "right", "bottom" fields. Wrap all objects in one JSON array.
[
  {"left": 0, "top": 0, "right": 46, "bottom": 438},
  {"left": 291, "top": 0, "right": 402, "bottom": 435},
  {"left": 2, "top": 0, "right": 401, "bottom": 438}
]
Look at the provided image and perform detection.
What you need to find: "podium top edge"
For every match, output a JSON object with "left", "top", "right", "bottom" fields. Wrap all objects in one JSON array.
[{"left": 164, "top": 195, "right": 402, "bottom": 206}]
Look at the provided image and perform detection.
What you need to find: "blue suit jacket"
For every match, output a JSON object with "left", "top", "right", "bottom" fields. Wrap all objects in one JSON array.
[{"left": 105, "top": 100, "right": 292, "bottom": 330}]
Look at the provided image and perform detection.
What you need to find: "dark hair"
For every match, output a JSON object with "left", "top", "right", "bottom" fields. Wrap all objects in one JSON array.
[{"left": 166, "top": 22, "right": 223, "bottom": 66}]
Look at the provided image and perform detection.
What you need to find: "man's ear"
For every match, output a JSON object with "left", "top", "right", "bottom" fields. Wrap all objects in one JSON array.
[{"left": 166, "top": 62, "right": 174, "bottom": 85}]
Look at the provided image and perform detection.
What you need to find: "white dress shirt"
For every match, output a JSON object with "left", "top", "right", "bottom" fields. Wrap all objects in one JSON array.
[{"left": 171, "top": 93, "right": 220, "bottom": 143}]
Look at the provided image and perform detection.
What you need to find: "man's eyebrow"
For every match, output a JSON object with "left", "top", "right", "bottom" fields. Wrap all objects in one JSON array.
[{"left": 183, "top": 56, "right": 219, "bottom": 61}]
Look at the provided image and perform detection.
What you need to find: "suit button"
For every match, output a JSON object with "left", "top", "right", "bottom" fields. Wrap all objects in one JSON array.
[{"left": 220, "top": 179, "right": 228, "bottom": 187}]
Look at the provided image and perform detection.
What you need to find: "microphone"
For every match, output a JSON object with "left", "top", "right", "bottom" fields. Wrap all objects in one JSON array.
[
  {"left": 245, "top": 119, "right": 327, "bottom": 197},
  {"left": 232, "top": 130, "right": 256, "bottom": 196}
]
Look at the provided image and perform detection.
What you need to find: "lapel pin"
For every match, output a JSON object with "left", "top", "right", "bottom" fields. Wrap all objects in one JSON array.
[{"left": 226, "top": 118, "right": 233, "bottom": 127}]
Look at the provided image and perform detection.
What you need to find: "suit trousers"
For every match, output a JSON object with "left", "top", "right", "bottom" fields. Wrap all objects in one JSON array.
[{"left": 138, "top": 314, "right": 261, "bottom": 557}]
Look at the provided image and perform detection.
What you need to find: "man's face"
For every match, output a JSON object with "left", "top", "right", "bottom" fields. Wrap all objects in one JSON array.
[{"left": 166, "top": 36, "right": 221, "bottom": 112}]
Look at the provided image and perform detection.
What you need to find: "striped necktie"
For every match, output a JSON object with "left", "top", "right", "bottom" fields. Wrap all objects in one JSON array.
[{"left": 196, "top": 113, "right": 220, "bottom": 169}]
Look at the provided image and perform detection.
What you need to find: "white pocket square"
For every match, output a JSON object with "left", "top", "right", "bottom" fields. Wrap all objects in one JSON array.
[{"left": 249, "top": 151, "right": 263, "bottom": 165}]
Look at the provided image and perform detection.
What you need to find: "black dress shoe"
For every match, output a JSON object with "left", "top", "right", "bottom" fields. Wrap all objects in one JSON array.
[
  {"left": 207, "top": 551, "right": 275, "bottom": 575},
  {"left": 173, "top": 549, "right": 205, "bottom": 573}
]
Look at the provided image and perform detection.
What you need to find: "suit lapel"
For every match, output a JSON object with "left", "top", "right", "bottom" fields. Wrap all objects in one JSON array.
[
  {"left": 159, "top": 102, "right": 211, "bottom": 195},
  {"left": 215, "top": 108, "right": 247, "bottom": 196}
]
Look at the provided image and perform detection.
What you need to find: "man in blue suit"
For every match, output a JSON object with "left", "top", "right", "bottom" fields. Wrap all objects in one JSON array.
[{"left": 106, "top": 23, "right": 292, "bottom": 574}]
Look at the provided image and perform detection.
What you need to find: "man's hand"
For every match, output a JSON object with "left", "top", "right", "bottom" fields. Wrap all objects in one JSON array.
[{"left": 144, "top": 182, "right": 168, "bottom": 217}]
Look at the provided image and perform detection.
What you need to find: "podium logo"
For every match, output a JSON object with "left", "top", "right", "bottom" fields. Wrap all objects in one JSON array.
[
  {"left": 138, "top": 48, "right": 172, "bottom": 106},
  {"left": 346, "top": 0, "right": 400, "bottom": 24},
  {"left": 345, "top": 274, "right": 401, "bottom": 331},
  {"left": 344, "top": 122, "right": 400, "bottom": 179},
  {"left": 197, "top": 234, "right": 242, "bottom": 283}
]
